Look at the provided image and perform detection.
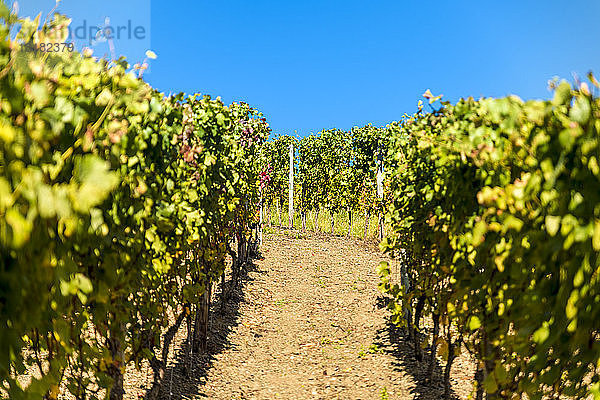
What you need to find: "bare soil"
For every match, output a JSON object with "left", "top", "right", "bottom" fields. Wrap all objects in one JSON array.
[{"left": 128, "top": 230, "right": 476, "bottom": 400}]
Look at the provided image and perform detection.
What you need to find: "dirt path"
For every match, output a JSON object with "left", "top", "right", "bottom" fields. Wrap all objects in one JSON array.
[{"left": 151, "top": 231, "right": 475, "bottom": 400}]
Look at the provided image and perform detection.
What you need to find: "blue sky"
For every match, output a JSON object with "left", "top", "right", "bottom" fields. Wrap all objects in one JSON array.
[
  {"left": 18, "top": 1, "right": 600, "bottom": 137},
  {"left": 16, "top": 0, "right": 150, "bottom": 65}
]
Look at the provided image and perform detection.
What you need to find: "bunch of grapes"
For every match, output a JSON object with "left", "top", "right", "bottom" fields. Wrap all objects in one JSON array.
[
  {"left": 260, "top": 163, "right": 272, "bottom": 191},
  {"left": 238, "top": 117, "right": 271, "bottom": 148},
  {"left": 177, "top": 104, "right": 203, "bottom": 164}
]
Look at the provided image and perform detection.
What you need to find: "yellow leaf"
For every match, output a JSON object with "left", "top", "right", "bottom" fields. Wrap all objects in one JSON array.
[
  {"left": 497, "top": 302, "right": 505, "bottom": 316},
  {"left": 546, "top": 215, "right": 561, "bottom": 236},
  {"left": 532, "top": 325, "right": 549, "bottom": 343},
  {"left": 0, "top": 122, "right": 16, "bottom": 143},
  {"left": 49, "top": 384, "right": 59, "bottom": 399},
  {"left": 468, "top": 316, "right": 481, "bottom": 330},
  {"left": 593, "top": 219, "right": 600, "bottom": 250},
  {"left": 494, "top": 254, "right": 506, "bottom": 272},
  {"left": 446, "top": 302, "right": 456, "bottom": 315}
]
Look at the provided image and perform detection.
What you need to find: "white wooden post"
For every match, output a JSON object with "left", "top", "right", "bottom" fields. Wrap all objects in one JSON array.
[
  {"left": 377, "top": 161, "right": 384, "bottom": 240},
  {"left": 289, "top": 143, "right": 294, "bottom": 228}
]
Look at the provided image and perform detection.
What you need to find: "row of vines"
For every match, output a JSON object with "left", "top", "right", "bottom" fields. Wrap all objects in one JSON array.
[
  {"left": 262, "top": 125, "right": 389, "bottom": 237},
  {"left": 0, "top": 6, "right": 271, "bottom": 400},
  {"left": 379, "top": 81, "right": 600, "bottom": 399}
]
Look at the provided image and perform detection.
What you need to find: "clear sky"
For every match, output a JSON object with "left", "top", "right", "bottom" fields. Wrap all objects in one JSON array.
[
  {"left": 18, "top": 0, "right": 150, "bottom": 62},
  {"left": 18, "top": 1, "right": 600, "bottom": 137}
]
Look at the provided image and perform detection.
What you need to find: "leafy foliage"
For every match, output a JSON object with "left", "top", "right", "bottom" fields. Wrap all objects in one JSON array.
[
  {"left": 379, "top": 81, "right": 600, "bottom": 399},
  {"left": 261, "top": 134, "right": 296, "bottom": 210},
  {"left": 0, "top": 6, "right": 269, "bottom": 398}
]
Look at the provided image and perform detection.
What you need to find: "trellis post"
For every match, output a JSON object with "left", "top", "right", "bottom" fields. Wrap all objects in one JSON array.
[{"left": 289, "top": 143, "right": 294, "bottom": 228}]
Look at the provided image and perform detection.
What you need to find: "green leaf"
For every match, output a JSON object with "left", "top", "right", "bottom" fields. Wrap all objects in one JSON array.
[
  {"left": 55, "top": 97, "right": 75, "bottom": 123},
  {"left": 482, "top": 373, "right": 498, "bottom": 394},
  {"left": 75, "top": 273, "right": 93, "bottom": 294},
  {"left": 216, "top": 113, "right": 226, "bottom": 126},
  {"left": 0, "top": 2, "right": 10, "bottom": 19},
  {"left": 60, "top": 273, "right": 93, "bottom": 297},
  {"left": 593, "top": 220, "right": 600, "bottom": 250},
  {"left": 552, "top": 81, "right": 572, "bottom": 106},
  {"left": 0, "top": 121, "right": 17, "bottom": 143},
  {"left": 37, "top": 185, "right": 56, "bottom": 218},
  {"left": 533, "top": 325, "right": 549, "bottom": 343},
  {"left": 472, "top": 220, "right": 487, "bottom": 245},
  {"left": 72, "top": 155, "right": 119, "bottom": 212},
  {"left": 504, "top": 215, "right": 523, "bottom": 232},
  {"left": 29, "top": 81, "right": 50, "bottom": 107},
  {"left": 566, "top": 291, "right": 578, "bottom": 319},
  {"left": 5, "top": 208, "right": 33, "bottom": 248},
  {"left": 95, "top": 88, "right": 114, "bottom": 106},
  {"left": 468, "top": 315, "right": 481, "bottom": 330},
  {"left": 570, "top": 96, "right": 591, "bottom": 124},
  {"left": 545, "top": 216, "right": 561, "bottom": 236},
  {"left": 0, "top": 177, "right": 11, "bottom": 210},
  {"left": 376, "top": 261, "right": 390, "bottom": 277},
  {"left": 494, "top": 363, "right": 509, "bottom": 384},
  {"left": 573, "top": 268, "right": 584, "bottom": 288}
]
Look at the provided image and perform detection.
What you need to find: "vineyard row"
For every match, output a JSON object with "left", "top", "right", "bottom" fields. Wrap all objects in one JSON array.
[{"left": 0, "top": 9, "right": 271, "bottom": 399}]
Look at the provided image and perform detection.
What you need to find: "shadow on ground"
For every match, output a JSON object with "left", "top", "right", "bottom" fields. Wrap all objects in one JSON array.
[
  {"left": 148, "top": 259, "right": 265, "bottom": 400},
  {"left": 373, "top": 296, "right": 461, "bottom": 400}
]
